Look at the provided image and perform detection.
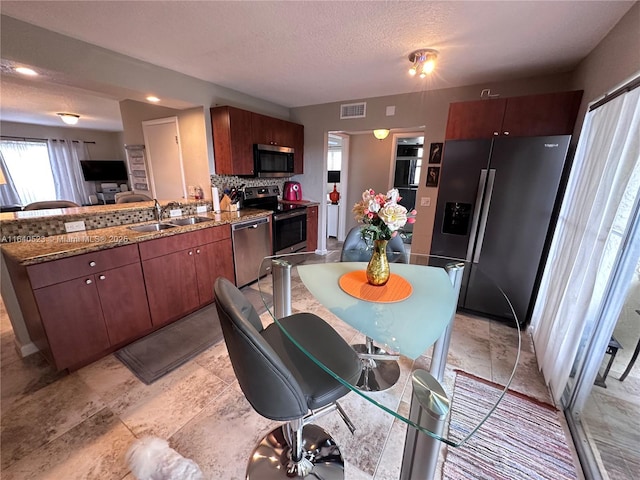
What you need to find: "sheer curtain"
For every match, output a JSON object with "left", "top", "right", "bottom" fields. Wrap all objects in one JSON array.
[
  {"left": 47, "top": 139, "right": 90, "bottom": 205},
  {"left": 0, "top": 151, "right": 22, "bottom": 205},
  {"left": 531, "top": 86, "right": 640, "bottom": 401},
  {"left": 0, "top": 139, "right": 55, "bottom": 205}
]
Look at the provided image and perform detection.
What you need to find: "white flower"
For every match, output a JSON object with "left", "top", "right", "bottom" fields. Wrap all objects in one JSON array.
[
  {"left": 367, "top": 198, "right": 380, "bottom": 213},
  {"left": 386, "top": 189, "right": 400, "bottom": 205},
  {"left": 378, "top": 203, "right": 408, "bottom": 232}
]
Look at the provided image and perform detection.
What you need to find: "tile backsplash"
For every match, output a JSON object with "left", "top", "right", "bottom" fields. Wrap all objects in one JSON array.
[{"left": 0, "top": 201, "right": 211, "bottom": 242}]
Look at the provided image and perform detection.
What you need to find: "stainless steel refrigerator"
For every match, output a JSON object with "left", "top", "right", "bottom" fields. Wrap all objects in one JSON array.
[{"left": 430, "top": 136, "right": 571, "bottom": 326}]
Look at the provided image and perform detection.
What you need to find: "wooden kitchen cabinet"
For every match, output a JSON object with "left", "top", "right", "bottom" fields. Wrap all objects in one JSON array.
[
  {"left": 445, "top": 90, "right": 583, "bottom": 140},
  {"left": 211, "top": 106, "right": 254, "bottom": 175},
  {"left": 211, "top": 105, "right": 304, "bottom": 175},
  {"left": 306, "top": 205, "right": 318, "bottom": 252},
  {"left": 139, "top": 225, "right": 234, "bottom": 326},
  {"left": 32, "top": 277, "right": 111, "bottom": 371},
  {"left": 25, "top": 244, "right": 151, "bottom": 370}
]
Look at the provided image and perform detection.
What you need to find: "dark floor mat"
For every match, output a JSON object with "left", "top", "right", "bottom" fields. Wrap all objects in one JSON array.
[
  {"left": 115, "top": 288, "right": 273, "bottom": 384},
  {"left": 115, "top": 303, "right": 222, "bottom": 384}
]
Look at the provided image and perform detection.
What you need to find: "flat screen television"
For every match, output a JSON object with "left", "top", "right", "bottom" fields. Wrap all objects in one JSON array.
[{"left": 80, "top": 160, "right": 128, "bottom": 182}]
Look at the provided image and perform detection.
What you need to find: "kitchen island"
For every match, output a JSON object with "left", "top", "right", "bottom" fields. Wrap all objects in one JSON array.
[{"left": 1, "top": 201, "right": 273, "bottom": 371}]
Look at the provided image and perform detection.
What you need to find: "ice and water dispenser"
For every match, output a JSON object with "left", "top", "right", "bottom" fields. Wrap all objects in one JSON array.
[{"left": 442, "top": 202, "right": 472, "bottom": 235}]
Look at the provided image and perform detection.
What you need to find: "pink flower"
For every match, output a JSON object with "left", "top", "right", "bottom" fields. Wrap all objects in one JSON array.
[{"left": 407, "top": 217, "right": 416, "bottom": 224}]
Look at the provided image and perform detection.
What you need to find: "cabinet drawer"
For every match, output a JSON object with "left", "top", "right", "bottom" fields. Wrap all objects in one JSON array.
[
  {"left": 139, "top": 225, "right": 231, "bottom": 260},
  {"left": 27, "top": 244, "right": 140, "bottom": 289}
]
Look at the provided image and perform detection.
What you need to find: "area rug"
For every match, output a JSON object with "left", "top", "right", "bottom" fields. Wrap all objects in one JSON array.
[
  {"left": 442, "top": 371, "right": 578, "bottom": 480},
  {"left": 115, "top": 303, "right": 223, "bottom": 384},
  {"left": 115, "top": 288, "right": 273, "bottom": 384}
]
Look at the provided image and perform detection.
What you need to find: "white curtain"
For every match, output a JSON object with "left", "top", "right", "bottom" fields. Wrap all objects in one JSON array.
[
  {"left": 0, "top": 150, "right": 22, "bottom": 205},
  {"left": 47, "top": 139, "right": 90, "bottom": 205},
  {"left": 531, "top": 87, "right": 640, "bottom": 401},
  {"left": 0, "top": 139, "right": 55, "bottom": 205}
]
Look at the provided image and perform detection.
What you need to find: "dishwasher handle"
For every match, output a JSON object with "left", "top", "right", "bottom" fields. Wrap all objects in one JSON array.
[{"left": 232, "top": 216, "right": 270, "bottom": 232}]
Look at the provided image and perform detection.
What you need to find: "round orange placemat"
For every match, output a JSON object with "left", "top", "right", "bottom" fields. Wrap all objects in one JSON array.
[{"left": 338, "top": 270, "right": 413, "bottom": 303}]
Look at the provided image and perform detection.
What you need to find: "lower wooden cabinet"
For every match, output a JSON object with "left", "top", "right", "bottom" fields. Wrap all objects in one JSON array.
[
  {"left": 306, "top": 205, "right": 318, "bottom": 252},
  {"left": 26, "top": 247, "right": 152, "bottom": 370},
  {"left": 33, "top": 276, "right": 111, "bottom": 371},
  {"left": 140, "top": 225, "right": 235, "bottom": 326}
]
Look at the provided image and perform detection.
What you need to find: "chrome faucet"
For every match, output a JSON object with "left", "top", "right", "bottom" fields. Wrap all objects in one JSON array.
[
  {"left": 153, "top": 199, "right": 162, "bottom": 222},
  {"left": 154, "top": 200, "right": 182, "bottom": 222}
]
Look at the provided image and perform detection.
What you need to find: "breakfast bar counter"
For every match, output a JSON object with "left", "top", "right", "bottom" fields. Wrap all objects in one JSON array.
[{"left": 1, "top": 205, "right": 271, "bottom": 265}]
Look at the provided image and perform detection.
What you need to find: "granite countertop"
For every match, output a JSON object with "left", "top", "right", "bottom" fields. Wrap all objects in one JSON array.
[
  {"left": 279, "top": 199, "right": 320, "bottom": 207},
  {"left": 1, "top": 208, "right": 272, "bottom": 266}
]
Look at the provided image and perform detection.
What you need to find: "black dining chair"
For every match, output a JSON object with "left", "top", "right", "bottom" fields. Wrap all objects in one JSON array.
[
  {"left": 213, "top": 277, "right": 361, "bottom": 479},
  {"left": 340, "top": 226, "right": 408, "bottom": 391}
]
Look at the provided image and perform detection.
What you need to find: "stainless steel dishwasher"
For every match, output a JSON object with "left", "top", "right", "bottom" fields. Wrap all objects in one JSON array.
[{"left": 231, "top": 216, "right": 272, "bottom": 287}]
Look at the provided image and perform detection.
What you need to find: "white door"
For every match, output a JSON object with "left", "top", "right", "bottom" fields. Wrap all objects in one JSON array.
[{"left": 142, "top": 117, "right": 187, "bottom": 201}]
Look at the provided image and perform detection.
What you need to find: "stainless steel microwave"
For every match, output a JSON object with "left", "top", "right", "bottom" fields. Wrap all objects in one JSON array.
[{"left": 254, "top": 144, "right": 294, "bottom": 177}]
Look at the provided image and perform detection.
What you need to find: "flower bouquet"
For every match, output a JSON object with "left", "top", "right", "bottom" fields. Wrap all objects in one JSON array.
[{"left": 352, "top": 188, "right": 416, "bottom": 285}]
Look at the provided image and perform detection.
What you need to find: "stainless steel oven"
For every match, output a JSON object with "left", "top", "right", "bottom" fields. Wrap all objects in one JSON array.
[
  {"left": 243, "top": 186, "right": 308, "bottom": 256},
  {"left": 273, "top": 208, "right": 307, "bottom": 255}
]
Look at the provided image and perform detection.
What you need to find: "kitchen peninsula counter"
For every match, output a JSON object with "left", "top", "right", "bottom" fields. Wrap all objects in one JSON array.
[{"left": 2, "top": 208, "right": 271, "bottom": 266}]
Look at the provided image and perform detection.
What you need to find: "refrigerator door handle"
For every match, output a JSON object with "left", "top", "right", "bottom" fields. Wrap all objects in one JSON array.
[
  {"left": 473, "top": 169, "right": 496, "bottom": 264},
  {"left": 465, "top": 169, "right": 488, "bottom": 261}
]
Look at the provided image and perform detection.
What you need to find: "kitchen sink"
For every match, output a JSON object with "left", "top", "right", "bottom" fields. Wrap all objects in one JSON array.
[
  {"left": 129, "top": 223, "right": 177, "bottom": 232},
  {"left": 168, "top": 216, "right": 211, "bottom": 226}
]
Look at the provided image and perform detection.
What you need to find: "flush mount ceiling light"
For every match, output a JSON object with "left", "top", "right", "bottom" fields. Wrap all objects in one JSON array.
[
  {"left": 57, "top": 113, "right": 80, "bottom": 125},
  {"left": 373, "top": 129, "right": 390, "bottom": 140},
  {"left": 408, "top": 49, "right": 439, "bottom": 78},
  {"left": 15, "top": 66, "right": 38, "bottom": 76},
  {"left": 146, "top": 96, "right": 160, "bottom": 102}
]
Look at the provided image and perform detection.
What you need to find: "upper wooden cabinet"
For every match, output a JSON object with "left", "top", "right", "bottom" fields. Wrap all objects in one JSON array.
[
  {"left": 445, "top": 90, "right": 583, "bottom": 140},
  {"left": 211, "top": 106, "right": 304, "bottom": 175},
  {"left": 211, "top": 106, "right": 254, "bottom": 176}
]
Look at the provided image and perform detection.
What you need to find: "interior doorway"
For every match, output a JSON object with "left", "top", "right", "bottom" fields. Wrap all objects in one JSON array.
[
  {"left": 326, "top": 132, "right": 349, "bottom": 243},
  {"left": 142, "top": 117, "right": 187, "bottom": 201}
]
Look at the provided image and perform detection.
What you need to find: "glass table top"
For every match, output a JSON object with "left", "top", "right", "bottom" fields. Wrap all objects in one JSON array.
[{"left": 255, "top": 250, "right": 521, "bottom": 447}]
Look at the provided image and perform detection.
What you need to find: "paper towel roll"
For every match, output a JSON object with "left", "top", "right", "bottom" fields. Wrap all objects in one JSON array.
[{"left": 212, "top": 187, "right": 221, "bottom": 212}]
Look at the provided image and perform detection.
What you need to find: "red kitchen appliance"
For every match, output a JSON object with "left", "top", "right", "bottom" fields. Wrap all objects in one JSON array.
[{"left": 283, "top": 181, "right": 302, "bottom": 201}]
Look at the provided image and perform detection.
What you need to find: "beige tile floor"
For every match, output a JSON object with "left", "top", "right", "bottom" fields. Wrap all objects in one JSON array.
[{"left": 0, "top": 264, "right": 577, "bottom": 480}]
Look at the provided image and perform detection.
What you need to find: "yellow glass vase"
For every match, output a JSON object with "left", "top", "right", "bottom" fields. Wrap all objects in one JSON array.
[{"left": 366, "top": 239, "right": 390, "bottom": 286}]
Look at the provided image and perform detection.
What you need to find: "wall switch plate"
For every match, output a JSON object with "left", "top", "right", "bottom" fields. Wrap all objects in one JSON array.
[
  {"left": 196, "top": 205, "right": 208, "bottom": 214},
  {"left": 386, "top": 106, "right": 396, "bottom": 116},
  {"left": 64, "top": 220, "right": 86, "bottom": 233},
  {"left": 420, "top": 197, "right": 431, "bottom": 207},
  {"left": 169, "top": 209, "right": 182, "bottom": 217}
]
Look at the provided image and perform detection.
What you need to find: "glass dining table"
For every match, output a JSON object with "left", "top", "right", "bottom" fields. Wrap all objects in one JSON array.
[{"left": 254, "top": 249, "right": 521, "bottom": 479}]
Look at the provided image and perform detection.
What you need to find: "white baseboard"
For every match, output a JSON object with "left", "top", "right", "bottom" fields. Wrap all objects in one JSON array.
[{"left": 16, "top": 339, "right": 39, "bottom": 357}]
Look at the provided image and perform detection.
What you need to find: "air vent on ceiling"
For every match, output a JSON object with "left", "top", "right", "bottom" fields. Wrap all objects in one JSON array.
[{"left": 340, "top": 102, "right": 366, "bottom": 119}]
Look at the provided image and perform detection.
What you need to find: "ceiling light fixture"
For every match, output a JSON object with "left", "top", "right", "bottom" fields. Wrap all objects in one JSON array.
[
  {"left": 373, "top": 129, "right": 390, "bottom": 140},
  {"left": 146, "top": 96, "right": 160, "bottom": 102},
  {"left": 15, "top": 66, "right": 38, "bottom": 76},
  {"left": 408, "top": 49, "right": 439, "bottom": 78},
  {"left": 57, "top": 113, "right": 80, "bottom": 125}
]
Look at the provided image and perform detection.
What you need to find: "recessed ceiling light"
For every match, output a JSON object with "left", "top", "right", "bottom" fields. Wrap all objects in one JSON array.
[
  {"left": 15, "top": 67, "right": 38, "bottom": 76},
  {"left": 146, "top": 96, "right": 160, "bottom": 103}
]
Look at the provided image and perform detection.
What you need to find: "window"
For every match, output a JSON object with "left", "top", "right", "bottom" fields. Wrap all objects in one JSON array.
[{"left": 0, "top": 139, "right": 56, "bottom": 204}]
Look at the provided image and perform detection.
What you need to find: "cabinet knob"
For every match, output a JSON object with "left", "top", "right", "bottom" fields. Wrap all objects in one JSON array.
[
  {"left": 99, "top": 275, "right": 106, "bottom": 280},
  {"left": 503, "top": 131, "right": 510, "bottom": 135},
  {"left": 493, "top": 132, "right": 499, "bottom": 136},
  {"left": 188, "top": 251, "right": 194, "bottom": 256},
  {"left": 196, "top": 249, "right": 201, "bottom": 254},
  {"left": 85, "top": 279, "right": 93, "bottom": 285},
  {"left": 89, "top": 261, "right": 96, "bottom": 267}
]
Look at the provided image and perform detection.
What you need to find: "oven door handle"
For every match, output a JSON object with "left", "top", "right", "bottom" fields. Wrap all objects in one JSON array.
[{"left": 274, "top": 209, "right": 307, "bottom": 221}]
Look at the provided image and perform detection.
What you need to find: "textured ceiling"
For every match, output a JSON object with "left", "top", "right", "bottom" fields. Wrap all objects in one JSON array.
[{"left": 0, "top": 1, "right": 636, "bottom": 131}]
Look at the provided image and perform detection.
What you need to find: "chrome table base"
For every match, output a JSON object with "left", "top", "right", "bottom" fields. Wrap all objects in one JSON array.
[
  {"left": 353, "top": 343, "right": 401, "bottom": 392},
  {"left": 247, "top": 424, "right": 345, "bottom": 479}
]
